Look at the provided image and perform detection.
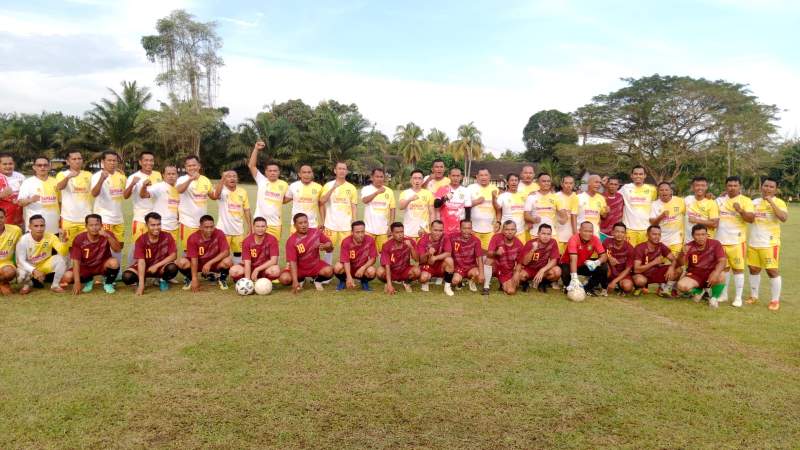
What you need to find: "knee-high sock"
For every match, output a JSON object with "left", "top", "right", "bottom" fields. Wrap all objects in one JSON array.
[
  {"left": 104, "top": 267, "right": 120, "bottom": 285},
  {"left": 721, "top": 272, "right": 731, "bottom": 299},
  {"left": 770, "top": 276, "right": 782, "bottom": 301},
  {"left": 734, "top": 273, "right": 744, "bottom": 301},
  {"left": 51, "top": 256, "right": 67, "bottom": 288},
  {"left": 483, "top": 264, "right": 492, "bottom": 289},
  {"left": 749, "top": 273, "right": 761, "bottom": 298}
]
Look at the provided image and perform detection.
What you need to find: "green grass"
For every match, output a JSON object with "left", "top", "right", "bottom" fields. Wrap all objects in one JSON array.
[{"left": 1, "top": 184, "right": 799, "bottom": 448}]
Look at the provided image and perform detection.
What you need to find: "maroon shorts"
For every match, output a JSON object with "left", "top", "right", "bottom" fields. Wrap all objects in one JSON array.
[
  {"left": 127, "top": 264, "right": 169, "bottom": 278},
  {"left": 420, "top": 262, "right": 444, "bottom": 277},
  {"left": 522, "top": 265, "right": 545, "bottom": 279},
  {"left": 79, "top": 265, "right": 106, "bottom": 281},
  {"left": 390, "top": 266, "right": 413, "bottom": 282},
  {"left": 232, "top": 270, "right": 279, "bottom": 282},
  {"left": 495, "top": 268, "right": 515, "bottom": 284},
  {"left": 641, "top": 265, "right": 669, "bottom": 284},
  {"left": 283, "top": 260, "right": 330, "bottom": 279},
  {"left": 454, "top": 265, "right": 476, "bottom": 278},
  {"left": 686, "top": 269, "right": 712, "bottom": 286}
]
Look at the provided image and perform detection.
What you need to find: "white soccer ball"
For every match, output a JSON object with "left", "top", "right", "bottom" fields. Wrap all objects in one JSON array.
[
  {"left": 254, "top": 278, "right": 273, "bottom": 295},
  {"left": 567, "top": 286, "right": 586, "bottom": 302},
  {"left": 235, "top": 278, "right": 255, "bottom": 296}
]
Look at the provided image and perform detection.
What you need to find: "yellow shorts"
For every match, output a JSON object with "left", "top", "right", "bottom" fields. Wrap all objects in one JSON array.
[
  {"left": 557, "top": 240, "right": 568, "bottom": 255},
  {"left": 626, "top": 229, "right": 648, "bottom": 247},
  {"left": 226, "top": 234, "right": 245, "bottom": 254},
  {"left": 324, "top": 229, "right": 351, "bottom": 247},
  {"left": 61, "top": 219, "right": 86, "bottom": 246},
  {"left": 516, "top": 231, "right": 528, "bottom": 244},
  {"left": 163, "top": 229, "right": 180, "bottom": 244},
  {"left": 102, "top": 223, "right": 125, "bottom": 242},
  {"left": 367, "top": 233, "right": 389, "bottom": 252},
  {"left": 267, "top": 225, "right": 281, "bottom": 241},
  {"left": 474, "top": 232, "right": 494, "bottom": 251},
  {"left": 180, "top": 224, "right": 198, "bottom": 251},
  {"left": 747, "top": 246, "right": 779, "bottom": 270},
  {"left": 131, "top": 221, "right": 148, "bottom": 242},
  {"left": 723, "top": 243, "right": 746, "bottom": 271},
  {"left": 668, "top": 243, "right": 683, "bottom": 258},
  {"left": 34, "top": 256, "right": 59, "bottom": 275}
]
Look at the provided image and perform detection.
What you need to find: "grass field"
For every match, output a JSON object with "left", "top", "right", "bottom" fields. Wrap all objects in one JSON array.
[{"left": 2, "top": 184, "right": 799, "bottom": 448}]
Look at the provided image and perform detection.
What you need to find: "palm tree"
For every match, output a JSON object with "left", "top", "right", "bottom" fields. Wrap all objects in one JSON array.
[
  {"left": 308, "top": 106, "right": 370, "bottom": 177},
  {"left": 450, "top": 122, "right": 483, "bottom": 178},
  {"left": 394, "top": 122, "right": 426, "bottom": 168},
  {"left": 426, "top": 128, "right": 450, "bottom": 154},
  {"left": 85, "top": 80, "right": 152, "bottom": 164},
  {"left": 228, "top": 111, "right": 299, "bottom": 176}
]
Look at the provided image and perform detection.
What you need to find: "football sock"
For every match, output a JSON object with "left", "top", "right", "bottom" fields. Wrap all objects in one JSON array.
[
  {"left": 335, "top": 272, "right": 346, "bottom": 282},
  {"left": 219, "top": 268, "right": 229, "bottom": 282},
  {"left": 733, "top": 273, "right": 744, "bottom": 301},
  {"left": 749, "top": 273, "right": 761, "bottom": 298},
  {"left": 770, "top": 276, "right": 782, "bottom": 301},
  {"left": 315, "top": 274, "right": 331, "bottom": 283},
  {"left": 722, "top": 272, "right": 731, "bottom": 298},
  {"left": 104, "top": 267, "right": 120, "bottom": 285},
  {"left": 51, "top": 256, "right": 67, "bottom": 288},
  {"left": 179, "top": 267, "right": 192, "bottom": 281},
  {"left": 690, "top": 288, "right": 704, "bottom": 296},
  {"left": 710, "top": 283, "right": 726, "bottom": 299},
  {"left": 162, "top": 263, "right": 179, "bottom": 281},
  {"left": 443, "top": 272, "right": 454, "bottom": 284},
  {"left": 483, "top": 264, "right": 492, "bottom": 289}
]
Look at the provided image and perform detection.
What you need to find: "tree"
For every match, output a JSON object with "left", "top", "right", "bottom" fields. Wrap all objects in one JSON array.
[
  {"left": 230, "top": 112, "right": 298, "bottom": 178},
  {"left": 450, "top": 122, "right": 483, "bottom": 178},
  {"left": 426, "top": 128, "right": 450, "bottom": 154},
  {"left": 307, "top": 102, "right": 370, "bottom": 178},
  {"left": 0, "top": 112, "right": 86, "bottom": 165},
  {"left": 498, "top": 149, "right": 523, "bottom": 162},
  {"left": 84, "top": 81, "right": 152, "bottom": 165},
  {"left": 151, "top": 95, "right": 221, "bottom": 163},
  {"left": 394, "top": 122, "right": 426, "bottom": 168},
  {"left": 522, "top": 109, "right": 578, "bottom": 162},
  {"left": 577, "top": 74, "right": 779, "bottom": 182},
  {"left": 768, "top": 141, "right": 800, "bottom": 197},
  {"left": 141, "top": 9, "right": 223, "bottom": 107}
]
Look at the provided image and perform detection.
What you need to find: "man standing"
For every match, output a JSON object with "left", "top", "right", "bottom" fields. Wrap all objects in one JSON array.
[
  {"left": 516, "top": 223, "right": 561, "bottom": 293},
  {"left": 91, "top": 151, "right": 126, "bottom": 267},
  {"left": 285, "top": 164, "right": 322, "bottom": 229},
  {"left": 63, "top": 214, "right": 121, "bottom": 295},
  {"left": 280, "top": 213, "right": 334, "bottom": 293},
  {"left": 486, "top": 221, "right": 524, "bottom": 295},
  {"left": 518, "top": 164, "right": 539, "bottom": 198},
  {"left": 320, "top": 161, "right": 358, "bottom": 265},
  {"left": 632, "top": 225, "right": 681, "bottom": 297},
  {"left": 433, "top": 167, "right": 469, "bottom": 236},
  {"left": 554, "top": 175, "right": 578, "bottom": 254},
  {"left": 140, "top": 166, "right": 180, "bottom": 243},
  {"left": 649, "top": 182, "right": 685, "bottom": 256},
  {"left": 604, "top": 223, "right": 635, "bottom": 295},
  {"left": 361, "top": 168, "right": 396, "bottom": 251},
  {"left": 334, "top": 220, "right": 377, "bottom": 291},
  {"left": 467, "top": 168, "right": 499, "bottom": 293},
  {"left": 176, "top": 155, "right": 214, "bottom": 251},
  {"left": 248, "top": 141, "right": 289, "bottom": 240},
  {"left": 495, "top": 173, "right": 527, "bottom": 243},
  {"left": 423, "top": 158, "right": 450, "bottom": 192},
  {"left": 746, "top": 177, "right": 788, "bottom": 311},
  {"left": 524, "top": 172, "right": 558, "bottom": 236},
  {"left": 560, "top": 222, "right": 608, "bottom": 297},
  {"left": 124, "top": 151, "right": 162, "bottom": 248},
  {"left": 377, "top": 222, "right": 420, "bottom": 294},
  {"left": 0, "top": 208, "right": 22, "bottom": 295},
  {"left": 417, "top": 220, "right": 455, "bottom": 295},
  {"left": 15, "top": 215, "right": 68, "bottom": 294},
  {"left": 399, "top": 170, "right": 435, "bottom": 239},
  {"left": 230, "top": 217, "right": 281, "bottom": 282},
  {"left": 122, "top": 212, "right": 179, "bottom": 295},
  {"left": 599, "top": 176, "right": 624, "bottom": 241},
  {"left": 676, "top": 224, "right": 727, "bottom": 308},
  {"left": 684, "top": 176, "right": 719, "bottom": 242},
  {"left": 177, "top": 215, "right": 233, "bottom": 292},
  {"left": 619, "top": 166, "right": 657, "bottom": 246},
  {"left": 55, "top": 150, "right": 94, "bottom": 245},
  {"left": 0, "top": 153, "right": 25, "bottom": 227},
  {"left": 448, "top": 220, "right": 485, "bottom": 292},
  {"left": 18, "top": 157, "right": 60, "bottom": 234},
  {"left": 576, "top": 174, "right": 608, "bottom": 237},
  {"left": 715, "top": 176, "right": 754, "bottom": 307},
  {"left": 211, "top": 170, "right": 251, "bottom": 264}
]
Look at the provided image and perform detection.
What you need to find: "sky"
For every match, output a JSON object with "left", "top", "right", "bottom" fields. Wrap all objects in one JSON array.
[{"left": 1, "top": 0, "right": 799, "bottom": 154}]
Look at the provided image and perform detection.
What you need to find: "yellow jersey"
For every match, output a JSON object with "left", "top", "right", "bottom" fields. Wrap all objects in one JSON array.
[
  {"left": 218, "top": 186, "right": 251, "bottom": 236},
  {"left": 524, "top": 191, "right": 558, "bottom": 234},
  {"left": 620, "top": 183, "right": 657, "bottom": 230},
  {"left": 400, "top": 188, "right": 434, "bottom": 237},
  {"left": 253, "top": 173, "right": 289, "bottom": 227},
  {"left": 497, "top": 190, "right": 526, "bottom": 233},
  {"left": 650, "top": 196, "right": 685, "bottom": 246},
  {"left": 321, "top": 180, "right": 358, "bottom": 231},
  {"left": 684, "top": 195, "right": 719, "bottom": 242},
  {"left": 554, "top": 191, "right": 578, "bottom": 242},
  {"left": 518, "top": 181, "right": 540, "bottom": 197},
  {"left": 577, "top": 192, "right": 608, "bottom": 236},
  {"left": 56, "top": 170, "right": 93, "bottom": 223},
  {"left": 716, "top": 194, "right": 754, "bottom": 245},
  {"left": 361, "top": 185, "right": 396, "bottom": 235},
  {"left": 18, "top": 232, "right": 68, "bottom": 271},
  {"left": 177, "top": 174, "right": 214, "bottom": 228},
  {"left": 749, "top": 197, "right": 787, "bottom": 248},
  {"left": 424, "top": 176, "right": 450, "bottom": 193},
  {"left": 467, "top": 183, "right": 500, "bottom": 233},
  {"left": 0, "top": 224, "right": 22, "bottom": 264},
  {"left": 287, "top": 180, "right": 322, "bottom": 228}
]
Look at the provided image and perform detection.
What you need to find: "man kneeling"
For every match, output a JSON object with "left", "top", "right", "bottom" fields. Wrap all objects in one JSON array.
[
  {"left": 177, "top": 215, "right": 233, "bottom": 292},
  {"left": 517, "top": 223, "right": 561, "bottom": 293},
  {"left": 334, "top": 220, "right": 377, "bottom": 291},
  {"left": 16, "top": 215, "right": 69, "bottom": 294},
  {"left": 280, "top": 213, "right": 334, "bottom": 294},
  {"left": 122, "top": 212, "right": 179, "bottom": 295},
  {"left": 417, "top": 220, "right": 455, "bottom": 296},
  {"left": 63, "top": 214, "right": 121, "bottom": 295},
  {"left": 632, "top": 225, "right": 681, "bottom": 297},
  {"left": 230, "top": 217, "right": 280, "bottom": 282},
  {"left": 559, "top": 221, "right": 608, "bottom": 297},
  {"left": 376, "top": 222, "right": 420, "bottom": 294},
  {"left": 676, "top": 224, "right": 727, "bottom": 308}
]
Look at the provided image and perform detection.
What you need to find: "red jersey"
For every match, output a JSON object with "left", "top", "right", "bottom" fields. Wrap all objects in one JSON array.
[
  {"left": 133, "top": 231, "right": 176, "bottom": 268},
  {"left": 242, "top": 233, "right": 279, "bottom": 268},
  {"left": 560, "top": 234, "right": 605, "bottom": 265},
  {"left": 435, "top": 185, "right": 468, "bottom": 234},
  {"left": 380, "top": 238, "right": 415, "bottom": 273},
  {"left": 605, "top": 239, "right": 634, "bottom": 276},
  {"left": 488, "top": 234, "right": 523, "bottom": 274},
  {"left": 70, "top": 232, "right": 111, "bottom": 273},
  {"left": 417, "top": 232, "right": 448, "bottom": 263},
  {"left": 685, "top": 239, "right": 725, "bottom": 273},
  {"left": 448, "top": 233, "right": 483, "bottom": 270},
  {"left": 600, "top": 191, "right": 624, "bottom": 235},
  {"left": 519, "top": 238, "right": 560, "bottom": 272},
  {"left": 285, "top": 228, "right": 331, "bottom": 273},
  {"left": 0, "top": 173, "right": 21, "bottom": 226},
  {"left": 187, "top": 228, "right": 229, "bottom": 267},
  {"left": 340, "top": 234, "right": 377, "bottom": 268},
  {"left": 633, "top": 242, "right": 672, "bottom": 273}
]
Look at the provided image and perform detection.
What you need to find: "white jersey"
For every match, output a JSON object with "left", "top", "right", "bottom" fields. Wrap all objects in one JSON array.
[
  {"left": 55, "top": 170, "right": 93, "bottom": 223},
  {"left": 18, "top": 176, "right": 60, "bottom": 234},
  {"left": 217, "top": 186, "right": 250, "bottom": 236},
  {"left": 91, "top": 171, "right": 126, "bottom": 225},
  {"left": 126, "top": 170, "right": 162, "bottom": 223},
  {"left": 496, "top": 191, "right": 526, "bottom": 234},
  {"left": 286, "top": 180, "right": 322, "bottom": 228},
  {"left": 321, "top": 180, "right": 358, "bottom": 232},
  {"left": 620, "top": 183, "right": 657, "bottom": 231},
  {"left": 466, "top": 183, "right": 500, "bottom": 233},
  {"left": 253, "top": 172, "right": 288, "bottom": 228},
  {"left": 361, "top": 184, "right": 396, "bottom": 235},
  {"left": 177, "top": 174, "right": 213, "bottom": 228},
  {"left": 148, "top": 182, "right": 180, "bottom": 231},
  {"left": 1, "top": 171, "right": 24, "bottom": 196}
]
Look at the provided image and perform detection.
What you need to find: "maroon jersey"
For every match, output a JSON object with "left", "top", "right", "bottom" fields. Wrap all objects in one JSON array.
[
  {"left": 416, "top": 232, "right": 448, "bottom": 264},
  {"left": 70, "top": 232, "right": 111, "bottom": 273},
  {"left": 448, "top": 233, "right": 483, "bottom": 271},
  {"left": 685, "top": 239, "right": 725, "bottom": 273},
  {"left": 633, "top": 242, "right": 672, "bottom": 275},
  {"left": 560, "top": 234, "right": 605, "bottom": 265},
  {"left": 340, "top": 234, "right": 377, "bottom": 268},
  {"left": 605, "top": 239, "right": 634, "bottom": 276},
  {"left": 133, "top": 231, "right": 177, "bottom": 268},
  {"left": 187, "top": 229, "right": 229, "bottom": 267},
  {"left": 242, "top": 233, "right": 279, "bottom": 268},
  {"left": 488, "top": 234, "right": 523, "bottom": 274},
  {"left": 380, "top": 238, "right": 414, "bottom": 273},
  {"left": 600, "top": 191, "right": 624, "bottom": 235},
  {"left": 285, "top": 228, "right": 331, "bottom": 273},
  {"left": 519, "top": 238, "right": 560, "bottom": 272}
]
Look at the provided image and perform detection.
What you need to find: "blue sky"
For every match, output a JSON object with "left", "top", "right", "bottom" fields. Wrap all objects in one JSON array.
[{"left": 1, "top": 0, "right": 799, "bottom": 152}]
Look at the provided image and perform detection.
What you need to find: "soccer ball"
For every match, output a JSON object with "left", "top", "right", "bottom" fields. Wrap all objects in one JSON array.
[
  {"left": 235, "top": 278, "right": 255, "bottom": 296},
  {"left": 567, "top": 286, "right": 586, "bottom": 302},
  {"left": 254, "top": 278, "right": 273, "bottom": 295}
]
